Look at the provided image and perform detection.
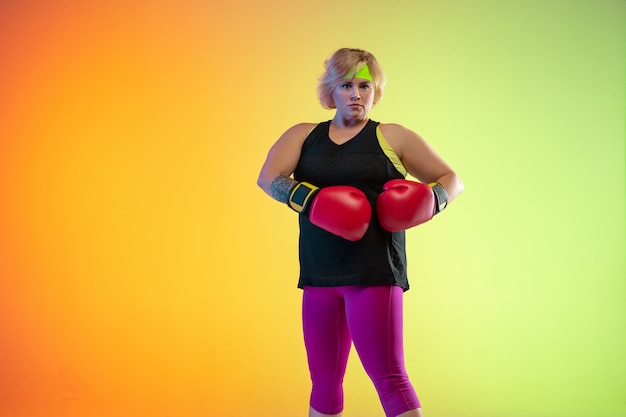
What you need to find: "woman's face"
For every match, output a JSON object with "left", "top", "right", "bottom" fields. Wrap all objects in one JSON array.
[{"left": 331, "top": 77, "right": 375, "bottom": 121}]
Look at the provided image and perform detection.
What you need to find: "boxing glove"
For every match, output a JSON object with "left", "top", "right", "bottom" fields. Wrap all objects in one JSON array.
[
  {"left": 288, "top": 182, "right": 372, "bottom": 241},
  {"left": 376, "top": 179, "right": 447, "bottom": 232}
]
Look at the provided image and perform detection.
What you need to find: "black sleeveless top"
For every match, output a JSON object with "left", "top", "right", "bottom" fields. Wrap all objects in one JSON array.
[{"left": 294, "top": 119, "right": 410, "bottom": 291}]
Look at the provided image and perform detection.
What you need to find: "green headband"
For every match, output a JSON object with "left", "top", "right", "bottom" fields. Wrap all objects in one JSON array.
[{"left": 345, "top": 64, "right": 373, "bottom": 81}]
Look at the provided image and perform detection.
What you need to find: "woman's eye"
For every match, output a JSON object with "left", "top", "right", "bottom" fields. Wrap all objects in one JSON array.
[
  {"left": 340, "top": 83, "right": 352, "bottom": 89},
  {"left": 360, "top": 84, "right": 371, "bottom": 90}
]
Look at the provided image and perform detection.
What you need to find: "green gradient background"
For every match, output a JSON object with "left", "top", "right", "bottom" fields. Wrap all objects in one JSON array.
[{"left": 0, "top": 1, "right": 624, "bottom": 416}]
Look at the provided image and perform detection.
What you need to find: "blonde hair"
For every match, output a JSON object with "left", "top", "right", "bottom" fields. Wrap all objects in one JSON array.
[{"left": 317, "top": 48, "right": 386, "bottom": 109}]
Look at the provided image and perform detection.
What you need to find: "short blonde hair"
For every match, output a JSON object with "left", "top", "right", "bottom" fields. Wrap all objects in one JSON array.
[{"left": 317, "top": 48, "right": 386, "bottom": 109}]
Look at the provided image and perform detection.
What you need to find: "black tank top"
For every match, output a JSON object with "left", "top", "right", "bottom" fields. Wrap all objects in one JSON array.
[{"left": 294, "top": 119, "right": 410, "bottom": 290}]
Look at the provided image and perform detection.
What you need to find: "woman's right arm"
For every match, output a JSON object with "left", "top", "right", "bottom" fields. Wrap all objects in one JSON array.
[{"left": 257, "top": 123, "right": 314, "bottom": 203}]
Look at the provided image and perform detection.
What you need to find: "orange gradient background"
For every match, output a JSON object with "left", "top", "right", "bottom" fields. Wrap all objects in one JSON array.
[{"left": 1, "top": 1, "right": 624, "bottom": 417}]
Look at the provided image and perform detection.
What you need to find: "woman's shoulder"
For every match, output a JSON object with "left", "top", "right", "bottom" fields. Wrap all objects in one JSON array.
[
  {"left": 279, "top": 122, "right": 320, "bottom": 140},
  {"left": 377, "top": 122, "right": 426, "bottom": 158},
  {"left": 294, "top": 121, "right": 323, "bottom": 129},
  {"left": 378, "top": 122, "right": 424, "bottom": 141},
  {"left": 378, "top": 122, "right": 410, "bottom": 134},
  {"left": 284, "top": 121, "right": 325, "bottom": 136}
]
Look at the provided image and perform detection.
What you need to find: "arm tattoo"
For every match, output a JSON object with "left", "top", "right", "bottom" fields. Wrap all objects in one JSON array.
[{"left": 270, "top": 174, "right": 297, "bottom": 204}]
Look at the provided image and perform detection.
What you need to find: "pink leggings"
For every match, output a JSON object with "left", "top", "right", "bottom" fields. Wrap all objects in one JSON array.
[{"left": 302, "top": 284, "right": 421, "bottom": 417}]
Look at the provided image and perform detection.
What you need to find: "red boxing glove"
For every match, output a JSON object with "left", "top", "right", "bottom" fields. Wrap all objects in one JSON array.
[
  {"left": 289, "top": 183, "right": 372, "bottom": 241},
  {"left": 310, "top": 186, "right": 372, "bottom": 241},
  {"left": 376, "top": 179, "right": 436, "bottom": 232}
]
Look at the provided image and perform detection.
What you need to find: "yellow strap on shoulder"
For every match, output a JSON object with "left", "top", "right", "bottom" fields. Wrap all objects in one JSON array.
[{"left": 376, "top": 126, "right": 407, "bottom": 177}]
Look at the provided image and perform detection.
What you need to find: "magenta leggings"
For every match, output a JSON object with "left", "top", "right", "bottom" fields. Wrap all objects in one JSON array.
[{"left": 302, "top": 284, "right": 421, "bottom": 417}]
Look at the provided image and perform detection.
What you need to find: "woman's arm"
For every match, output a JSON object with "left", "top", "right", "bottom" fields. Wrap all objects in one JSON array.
[
  {"left": 380, "top": 123, "right": 464, "bottom": 202},
  {"left": 257, "top": 123, "right": 315, "bottom": 203}
]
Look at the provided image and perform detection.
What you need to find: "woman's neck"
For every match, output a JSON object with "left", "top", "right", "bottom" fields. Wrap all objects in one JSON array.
[{"left": 331, "top": 115, "right": 368, "bottom": 129}]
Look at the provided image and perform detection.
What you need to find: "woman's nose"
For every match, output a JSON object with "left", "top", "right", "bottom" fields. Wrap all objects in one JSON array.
[{"left": 351, "top": 88, "right": 361, "bottom": 100}]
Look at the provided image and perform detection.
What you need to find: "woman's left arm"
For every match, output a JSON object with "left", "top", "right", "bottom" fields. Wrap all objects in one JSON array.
[{"left": 380, "top": 123, "right": 464, "bottom": 203}]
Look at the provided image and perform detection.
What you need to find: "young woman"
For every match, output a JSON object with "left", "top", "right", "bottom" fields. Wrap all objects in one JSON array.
[{"left": 257, "top": 48, "right": 463, "bottom": 417}]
